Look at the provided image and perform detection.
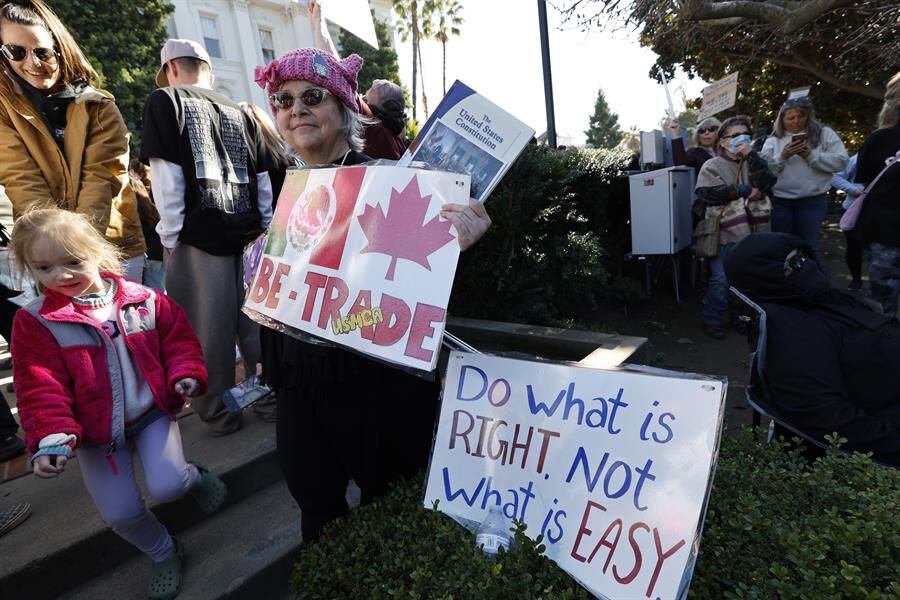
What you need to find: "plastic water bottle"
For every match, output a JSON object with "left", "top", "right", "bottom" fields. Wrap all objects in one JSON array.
[{"left": 475, "top": 505, "right": 512, "bottom": 556}]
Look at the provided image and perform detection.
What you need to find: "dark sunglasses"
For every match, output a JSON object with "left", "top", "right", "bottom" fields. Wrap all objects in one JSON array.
[
  {"left": 270, "top": 88, "right": 331, "bottom": 111},
  {"left": 1, "top": 43, "right": 58, "bottom": 64},
  {"left": 783, "top": 248, "right": 809, "bottom": 277},
  {"left": 697, "top": 126, "right": 718, "bottom": 134}
]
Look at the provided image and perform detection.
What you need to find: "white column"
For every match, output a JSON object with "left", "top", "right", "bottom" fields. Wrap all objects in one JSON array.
[
  {"left": 170, "top": 0, "right": 201, "bottom": 42},
  {"left": 230, "top": 0, "right": 270, "bottom": 107},
  {"left": 287, "top": 1, "right": 315, "bottom": 50}
]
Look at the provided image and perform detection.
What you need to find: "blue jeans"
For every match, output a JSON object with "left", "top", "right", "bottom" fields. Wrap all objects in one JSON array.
[
  {"left": 142, "top": 257, "right": 166, "bottom": 292},
  {"left": 703, "top": 242, "right": 735, "bottom": 326},
  {"left": 771, "top": 194, "right": 828, "bottom": 264}
]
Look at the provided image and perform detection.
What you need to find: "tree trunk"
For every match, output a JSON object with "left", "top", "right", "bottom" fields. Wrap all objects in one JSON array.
[
  {"left": 411, "top": 1, "right": 419, "bottom": 120},
  {"left": 418, "top": 46, "right": 429, "bottom": 116},
  {"left": 442, "top": 39, "right": 447, "bottom": 96}
]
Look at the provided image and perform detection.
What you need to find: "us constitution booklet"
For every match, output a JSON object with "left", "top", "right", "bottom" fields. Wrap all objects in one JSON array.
[{"left": 398, "top": 80, "right": 535, "bottom": 203}]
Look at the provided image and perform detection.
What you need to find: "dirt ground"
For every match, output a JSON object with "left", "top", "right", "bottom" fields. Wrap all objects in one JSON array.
[{"left": 592, "top": 217, "right": 855, "bottom": 432}]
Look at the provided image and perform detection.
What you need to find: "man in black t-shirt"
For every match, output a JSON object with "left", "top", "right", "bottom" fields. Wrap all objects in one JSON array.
[{"left": 140, "top": 39, "right": 275, "bottom": 435}]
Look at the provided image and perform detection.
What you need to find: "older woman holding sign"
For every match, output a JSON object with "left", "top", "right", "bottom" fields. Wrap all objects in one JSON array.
[{"left": 253, "top": 48, "right": 490, "bottom": 541}]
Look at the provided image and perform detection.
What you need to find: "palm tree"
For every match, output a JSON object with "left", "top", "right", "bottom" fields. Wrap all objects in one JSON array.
[
  {"left": 393, "top": 0, "right": 431, "bottom": 120},
  {"left": 423, "top": 0, "right": 463, "bottom": 96}
]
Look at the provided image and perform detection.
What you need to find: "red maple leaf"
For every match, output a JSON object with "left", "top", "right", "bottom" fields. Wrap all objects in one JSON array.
[{"left": 357, "top": 175, "right": 455, "bottom": 281}]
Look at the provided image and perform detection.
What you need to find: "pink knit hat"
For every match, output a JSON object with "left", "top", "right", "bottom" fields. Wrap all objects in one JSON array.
[{"left": 254, "top": 48, "right": 364, "bottom": 113}]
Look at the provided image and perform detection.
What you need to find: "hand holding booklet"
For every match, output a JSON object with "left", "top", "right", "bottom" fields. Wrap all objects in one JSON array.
[{"left": 398, "top": 80, "right": 535, "bottom": 203}]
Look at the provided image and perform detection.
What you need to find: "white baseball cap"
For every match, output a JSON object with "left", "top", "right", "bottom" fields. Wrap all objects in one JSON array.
[{"left": 156, "top": 38, "right": 211, "bottom": 87}]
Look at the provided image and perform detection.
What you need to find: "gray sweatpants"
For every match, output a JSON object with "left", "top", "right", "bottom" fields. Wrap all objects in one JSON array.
[{"left": 165, "top": 244, "right": 260, "bottom": 432}]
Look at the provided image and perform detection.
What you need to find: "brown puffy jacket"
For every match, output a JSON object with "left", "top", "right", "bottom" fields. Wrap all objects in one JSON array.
[{"left": 0, "top": 70, "right": 145, "bottom": 257}]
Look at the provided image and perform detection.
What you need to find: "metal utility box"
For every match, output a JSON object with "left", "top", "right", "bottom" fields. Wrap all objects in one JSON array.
[
  {"left": 628, "top": 166, "right": 695, "bottom": 255},
  {"left": 639, "top": 130, "right": 664, "bottom": 166}
]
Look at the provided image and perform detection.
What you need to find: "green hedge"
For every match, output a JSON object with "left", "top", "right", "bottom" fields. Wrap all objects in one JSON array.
[
  {"left": 449, "top": 145, "right": 640, "bottom": 327},
  {"left": 291, "top": 429, "right": 899, "bottom": 599}
]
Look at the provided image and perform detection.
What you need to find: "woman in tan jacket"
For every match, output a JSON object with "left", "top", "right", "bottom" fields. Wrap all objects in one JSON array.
[{"left": 0, "top": 0, "right": 144, "bottom": 278}]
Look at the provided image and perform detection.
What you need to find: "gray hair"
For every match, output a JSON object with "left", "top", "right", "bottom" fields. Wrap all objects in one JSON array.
[
  {"left": 772, "top": 96, "right": 824, "bottom": 148},
  {"left": 339, "top": 103, "right": 376, "bottom": 153},
  {"left": 694, "top": 117, "right": 722, "bottom": 147}
]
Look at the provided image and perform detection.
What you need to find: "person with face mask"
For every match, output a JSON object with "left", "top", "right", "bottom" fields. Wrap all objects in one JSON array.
[
  {"left": 761, "top": 95, "right": 849, "bottom": 265},
  {"left": 694, "top": 115, "right": 777, "bottom": 339},
  {"left": 726, "top": 232, "right": 900, "bottom": 468}
]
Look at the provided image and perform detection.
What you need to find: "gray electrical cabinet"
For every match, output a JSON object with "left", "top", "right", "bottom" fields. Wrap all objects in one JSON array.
[{"left": 628, "top": 166, "right": 695, "bottom": 255}]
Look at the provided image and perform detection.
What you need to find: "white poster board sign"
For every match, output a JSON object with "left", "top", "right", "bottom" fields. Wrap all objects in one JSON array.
[
  {"left": 245, "top": 166, "right": 469, "bottom": 371},
  {"left": 425, "top": 353, "right": 727, "bottom": 600},
  {"left": 321, "top": 0, "right": 379, "bottom": 49},
  {"left": 698, "top": 73, "right": 739, "bottom": 121}
]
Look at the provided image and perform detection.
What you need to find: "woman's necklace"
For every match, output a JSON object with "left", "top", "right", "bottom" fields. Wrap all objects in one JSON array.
[{"left": 338, "top": 149, "right": 351, "bottom": 166}]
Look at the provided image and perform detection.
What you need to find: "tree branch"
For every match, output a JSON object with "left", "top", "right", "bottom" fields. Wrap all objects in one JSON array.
[
  {"left": 684, "top": 0, "right": 858, "bottom": 33},
  {"left": 773, "top": 52, "right": 884, "bottom": 99}
]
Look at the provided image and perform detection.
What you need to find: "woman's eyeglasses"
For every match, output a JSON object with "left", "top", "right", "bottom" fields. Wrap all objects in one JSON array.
[
  {"left": 697, "top": 126, "right": 718, "bottom": 134},
  {"left": 270, "top": 88, "right": 331, "bottom": 111},
  {"left": 721, "top": 131, "right": 750, "bottom": 140},
  {"left": 1, "top": 44, "right": 58, "bottom": 64}
]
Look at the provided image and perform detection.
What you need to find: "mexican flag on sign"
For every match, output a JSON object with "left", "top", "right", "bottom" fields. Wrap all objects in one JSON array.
[{"left": 245, "top": 165, "right": 470, "bottom": 371}]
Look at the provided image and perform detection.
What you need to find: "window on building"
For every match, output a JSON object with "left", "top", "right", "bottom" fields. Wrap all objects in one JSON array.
[
  {"left": 259, "top": 28, "right": 275, "bottom": 64},
  {"left": 200, "top": 16, "right": 222, "bottom": 58}
]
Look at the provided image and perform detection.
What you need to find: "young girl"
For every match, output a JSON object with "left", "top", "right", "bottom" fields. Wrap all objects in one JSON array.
[{"left": 9, "top": 209, "right": 225, "bottom": 600}]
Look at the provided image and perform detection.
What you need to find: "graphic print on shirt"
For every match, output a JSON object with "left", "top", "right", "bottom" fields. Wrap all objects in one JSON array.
[
  {"left": 120, "top": 303, "right": 155, "bottom": 336},
  {"left": 182, "top": 98, "right": 251, "bottom": 215}
]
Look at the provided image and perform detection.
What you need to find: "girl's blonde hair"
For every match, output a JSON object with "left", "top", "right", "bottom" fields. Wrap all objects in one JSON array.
[
  {"left": 240, "top": 101, "right": 288, "bottom": 165},
  {"left": 878, "top": 71, "right": 900, "bottom": 130},
  {"left": 10, "top": 208, "right": 123, "bottom": 277}
]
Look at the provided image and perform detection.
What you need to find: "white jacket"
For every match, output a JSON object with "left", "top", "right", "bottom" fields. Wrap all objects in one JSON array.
[{"left": 761, "top": 126, "right": 849, "bottom": 199}]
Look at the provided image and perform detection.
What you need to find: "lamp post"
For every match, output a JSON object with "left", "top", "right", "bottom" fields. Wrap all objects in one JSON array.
[{"left": 537, "top": 0, "right": 557, "bottom": 148}]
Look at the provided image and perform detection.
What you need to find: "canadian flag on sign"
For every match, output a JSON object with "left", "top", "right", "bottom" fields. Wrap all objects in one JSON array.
[{"left": 246, "top": 165, "right": 471, "bottom": 372}]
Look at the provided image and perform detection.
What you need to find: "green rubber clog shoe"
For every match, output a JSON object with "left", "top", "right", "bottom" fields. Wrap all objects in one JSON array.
[
  {"left": 190, "top": 464, "right": 227, "bottom": 514},
  {"left": 148, "top": 538, "right": 184, "bottom": 600}
]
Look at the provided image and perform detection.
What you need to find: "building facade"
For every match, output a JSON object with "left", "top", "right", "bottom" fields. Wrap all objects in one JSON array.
[{"left": 166, "top": 0, "right": 393, "bottom": 109}]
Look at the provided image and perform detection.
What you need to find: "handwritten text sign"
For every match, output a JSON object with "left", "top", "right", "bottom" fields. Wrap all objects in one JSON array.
[
  {"left": 425, "top": 353, "right": 726, "bottom": 600},
  {"left": 245, "top": 166, "right": 469, "bottom": 371},
  {"left": 698, "top": 73, "right": 739, "bottom": 121}
]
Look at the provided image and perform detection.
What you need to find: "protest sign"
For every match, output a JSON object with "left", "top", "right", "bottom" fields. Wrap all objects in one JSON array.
[
  {"left": 698, "top": 73, "right": 739, "bottom": 121},
  {"left": 244, "top": 166, "right": 469, "bottom": 371},
  {"left": 425, "top": 353, "right": 726, "bottom": 600},
  {"left": 303, "top": 0, "right": 379, "bottom": 49}
]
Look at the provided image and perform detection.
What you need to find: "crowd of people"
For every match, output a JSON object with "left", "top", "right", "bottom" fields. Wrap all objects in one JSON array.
[
  {"left": 0, "top": 0, "right": 896, "bottom": 598},
  {"left": 672, "top": 70, "right": 900, "bottom": 468},
  {"left": 0, "top": 1, "right": 490, "bottom": 598}
]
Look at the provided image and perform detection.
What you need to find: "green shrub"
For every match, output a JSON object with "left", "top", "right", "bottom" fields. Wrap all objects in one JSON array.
[
  {"left": 290, "top": 477, "right": 588, "bottom": 599},
  {"left": 292, "top": 429, "right": 899, "bottom": 599},
  {"left": 691, "top": 430, "right": 900, "bottom": 599},
  {"left": 449, "top": 145, "right": 639, "bottom": 327}
]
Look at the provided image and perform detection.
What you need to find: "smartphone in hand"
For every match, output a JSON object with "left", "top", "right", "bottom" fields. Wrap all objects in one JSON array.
[{"left": 791, "top": 133, "right": 808, "bottom": 144}]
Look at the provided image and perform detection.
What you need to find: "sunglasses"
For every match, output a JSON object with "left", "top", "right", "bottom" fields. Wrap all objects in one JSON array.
[
  {"left": 270, "top": 88, "right": 331, "bottom": 111},
  {"left": 697, "top": 126, "right": 718, "bottom": 134},
  {"left": 783, "top": 248, "right": 809, "bottom": 277},
  {"left": 1, "top": 43, "right": 58, "bottom": 64},
  {"left": 721, "top": 131, "right": 750, "bottom": 140}
]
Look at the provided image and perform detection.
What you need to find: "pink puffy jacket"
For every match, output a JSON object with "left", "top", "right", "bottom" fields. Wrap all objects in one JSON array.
[{"left": 12, "top": 274, "right": 207, "bottom": 453}]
